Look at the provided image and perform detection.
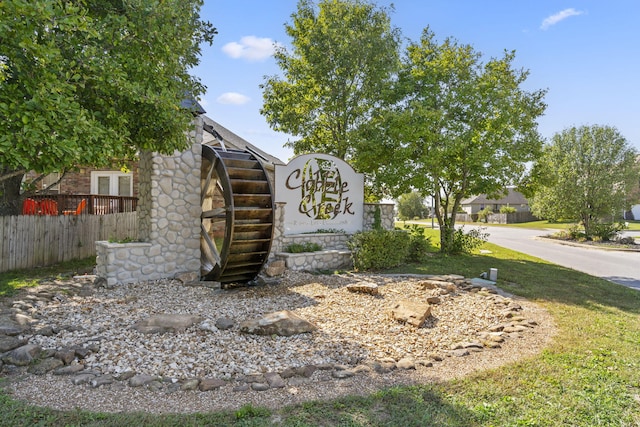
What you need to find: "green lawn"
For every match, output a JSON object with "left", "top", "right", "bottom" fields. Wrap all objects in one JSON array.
[
  {"left": 1, "top": 235, "right": 639, "bottom": 426},
  {"left": 408, "top": 218, "right": 640, "bottom": 231}
]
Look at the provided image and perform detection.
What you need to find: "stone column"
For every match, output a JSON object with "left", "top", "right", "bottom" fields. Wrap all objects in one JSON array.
[{"left": 96, "top": 117, "right": 203, "bottom": 286}]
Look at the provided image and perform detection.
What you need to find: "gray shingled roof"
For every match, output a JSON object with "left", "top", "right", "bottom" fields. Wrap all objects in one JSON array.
[
  {"left": 461, "top": 188, "right": 528, "bottom": 205},
  {"left": 200, "top": 115, "right": 285, "bottom": 166}
]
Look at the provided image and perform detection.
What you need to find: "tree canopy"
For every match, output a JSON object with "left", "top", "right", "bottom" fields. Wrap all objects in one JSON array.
[
  {"left": 0, "top": 0, "right": 215, "bottom": 214},
  {"left": 396, "top": 191, "right": 427, "bottom": 220},
  {"left": 528, "top": 125, "right": 639, "bottom": 237},
  {"left": 260, "top": 0, "right": 401, "bottom": 161},
  {"left": 357, "top": 29, "right": 547, "bottom": 252}
]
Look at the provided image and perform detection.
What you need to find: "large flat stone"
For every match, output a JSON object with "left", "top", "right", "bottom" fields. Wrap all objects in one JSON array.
[
  {"left": 240, "top": 310, "right": 318, "bottom": 336},
  {"left": 389, "top": 300, "right": 431, "bottom": 327}
]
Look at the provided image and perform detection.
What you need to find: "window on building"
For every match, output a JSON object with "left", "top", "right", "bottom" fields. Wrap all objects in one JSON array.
[
  {"left": 91, "top": 171, "right": 133, "bottom": 196},
  {"left": 42, "top": 173, "right": 61, "bottom": 193}
]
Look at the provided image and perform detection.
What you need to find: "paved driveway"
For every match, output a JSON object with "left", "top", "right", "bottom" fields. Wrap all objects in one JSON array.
[{"left": 467, "top": 225, "right": 640, "bottom": 291}]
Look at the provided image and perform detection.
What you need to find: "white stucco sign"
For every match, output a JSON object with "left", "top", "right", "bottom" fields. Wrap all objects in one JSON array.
[{"left": 275, "top": 154, "right": 364, "bottom": 234}]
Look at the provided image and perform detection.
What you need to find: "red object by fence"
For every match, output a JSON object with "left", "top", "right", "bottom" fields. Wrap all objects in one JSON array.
[
  {"left": 39, "top": 199, "right": 58, "bottom": 215},
  {"left": 22, "top": 198, "right": 38, "bottom": 215},
  {"left": 64, "top": 199, "right": 87, "bottom": 215}
]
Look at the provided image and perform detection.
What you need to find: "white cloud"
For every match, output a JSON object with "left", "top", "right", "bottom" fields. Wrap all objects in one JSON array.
[
  {"left": 540, "top": 8, "right": 585, "bottom": 30},
  {"left": 222, "top": 36, "right": 280, "bottom": 61},
  {"left": 216, "top": 92, "right": 250, "bottom": 105}
]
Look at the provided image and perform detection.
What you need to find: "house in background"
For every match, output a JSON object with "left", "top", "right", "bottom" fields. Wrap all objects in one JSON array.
[
  {"left": 22, "top": 114, "right": 283, "bottom": 215},
  {"left": 460, "top": 187, "right": 530, "bottom": 214}
]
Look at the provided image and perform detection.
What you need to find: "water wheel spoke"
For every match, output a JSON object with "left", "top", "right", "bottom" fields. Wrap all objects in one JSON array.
[
  {"left": 200, "top": 223, "right": 221, "bottom": 266},
  {"left": 202, "top": 207, "right": 226, "bottom": 219},
  {"left": 200, "top": 158, "right": 218, "bottom": 205}
]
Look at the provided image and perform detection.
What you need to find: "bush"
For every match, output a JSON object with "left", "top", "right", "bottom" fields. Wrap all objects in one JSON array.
[
  {"left": 477, "top": 207, "right": 493, "bottom": 223},
  {"left": 499, "top": 206, "right": 517, "bottom": 214},
  {"left": 404, "top": 224, "right": 432, "bottom": 262},
  {"left": 285, "top": 242, "right": 322, "bottom": 253},
  {"left": 590, "top": 222, "right": 625, "bottom": 241},
  {"left": 348, "top": 230, "right": 410, "bottom": 270},
  {"left": 552, "top": 224, "right": 587, "bottom": 241},
  {"left": 448, "top": 227, "right": 488, "bottom": 255}
]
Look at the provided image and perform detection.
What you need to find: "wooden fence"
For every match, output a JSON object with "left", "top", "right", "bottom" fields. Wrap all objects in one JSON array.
[
  {"left": 0, "top": 212, "right": 138, "bottom": 273},
  {"left": 455, "top": 211, "right": 537, "bottom": 224}
]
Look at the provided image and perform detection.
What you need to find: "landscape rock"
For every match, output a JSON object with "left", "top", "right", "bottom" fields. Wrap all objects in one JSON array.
[
  {"left": 265, "top": 372, "right": 286, "bottom": 388},
  {"left": 389, "top": 300, "right": 432, "bottom": 327},
  {"left": 2, "top": 343, "right": 42, "bottom": 366},
  {"left": 55, "top": 349, "right": 76, "bottom": 365},
  {"left": 0, "top": 335, "right": 27, "bottom": 353},
  {"left": 251, "top": 382, "right": 270, "bottom": 391},
  {"left": 199, "top": 378, "right": 226, "bottom": 391},
  {"left": 133, "top": 314, "right": 203, "bottom": 334},
  {"left": 264, "top": 260, "right": 286, "bottom": 277},
  {"left": 239, "top": 310, "right": 318, "bottom": 336},
  {"left": 33, "top": 325, "right": 56, "bottom": 336},
  {"left": 396, "top": 357, "right": 416, "bottom": 370},
  {"left": 53, "top": 364, "right": 86, "bottom": 375},
  {"left": 90, "top": 375, "right": 114, "bottom": 388},
  {"left": 73, "top": 346, "right": 91, "bottom": 359},
  {"left": 28, "top": 357, "right": 63, "bottom": 375},
  {"left": 180, "top": 378, "right": 200, "bottom": 391},
  {"left": 418, "top": 279, "right": 454, "bottom": 290},
  {"left": 71, "top": 373, "right": 96, "bottom": 385},
  {"left": 14, "top": 313, "right": 34, "bottom": 326},
  {"left": 296, "top": 365, "right": 317, "bottom": 378},
  {"left": 346, "top": 282, "right": 379, "bottom": 295},
  {"left": 214, "top": 317, "right": 235, "bottom": 330},
  {"left": 175, "top": 272, "right": 199, "bottom": 285},
  {"left": 233, "top": 383, "right": 250, "bottom": 392},
  {"left": 129, "top": 374, "right": 157, "bottom": 387}
]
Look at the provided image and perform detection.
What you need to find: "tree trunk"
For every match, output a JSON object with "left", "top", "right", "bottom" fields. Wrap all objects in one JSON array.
[{"left": 0, "top": 170, "right": 25, "bottom": 216}]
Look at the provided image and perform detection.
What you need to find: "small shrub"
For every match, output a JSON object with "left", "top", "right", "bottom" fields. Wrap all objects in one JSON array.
[
  {"left": 306, "top": 228, "right": 345, "bottom": 234},
  {"left": 590, "top": 222, "right": 625, "bottom": 241},
  {"left": 285, "top": 242, "right": 322, "bottom": 253},
  {"left": 552, "top": 224, "right": 587, "bottom": 241},
  {"left": 108, "top": 237, "right": 136, "bottom": 243},
  {"left": 499, "top": 206, "right": 517, "bottom": 214},
  {"left": 348, "top": 229, "right": 410, "bottom": 270},
  {"left": 404, "top": 224, "right": 432, "bottom": 262},
  {"left": 477, "top": 207, "right": 493, "bottom": 223},
  {"left": 448, "top": 227, "right": 488, "bottom": 255}
]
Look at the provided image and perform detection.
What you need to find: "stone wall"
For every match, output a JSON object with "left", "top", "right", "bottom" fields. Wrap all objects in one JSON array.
[
  {"left": 269, "top": 201, "right": 395, "bottom": 273},
  {"left": 96, "top": 118, "right": 203, "bottom": 287},
  {"left": 363, "top": 203, "right": 395, "bottom": 231}
]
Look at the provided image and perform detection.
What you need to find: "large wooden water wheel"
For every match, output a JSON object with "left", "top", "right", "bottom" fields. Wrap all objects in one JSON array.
[{"left": 200, "top": 145, "right": 274, "bottom": 284}]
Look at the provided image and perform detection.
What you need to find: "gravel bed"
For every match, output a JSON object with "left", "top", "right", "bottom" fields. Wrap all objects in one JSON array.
[{"left": 2, "top": 271, "right": 556, "bottom": 414}]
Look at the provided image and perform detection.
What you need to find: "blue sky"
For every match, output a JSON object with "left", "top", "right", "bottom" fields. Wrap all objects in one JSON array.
[{"left": 194, "top": 1, "right": 640, "bottom": 163}]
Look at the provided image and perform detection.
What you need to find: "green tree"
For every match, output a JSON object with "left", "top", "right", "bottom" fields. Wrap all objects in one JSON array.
[
  {"left": 528, "top": 125, "right": 639, "bottom": 237},
  {"left": 0, "top": 0, "right": 216, "bottom": 214},
  {"left": 260, "top": 0, "right": 401, "bottom": 161},
  {"left": 396, "top": 191, "right": 427, "bottom": 220},
  {"left": 358, "top": 29, "right": 547, "bottom": 253}
]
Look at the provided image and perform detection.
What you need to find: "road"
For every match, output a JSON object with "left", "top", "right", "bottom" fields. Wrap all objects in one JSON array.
[{"left": 467, "top": 225, "right": 640, "bottom": 291}]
